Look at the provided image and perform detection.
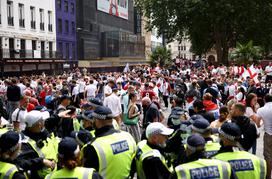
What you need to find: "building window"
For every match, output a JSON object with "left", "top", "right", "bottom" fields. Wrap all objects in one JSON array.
[
  {"left": 65, "top": 20, "right": 69, "bottom": 33},
  {"left": 48, "top": 11, "right": 53, "bottom": 32},
  {"left": 57, "top": 0, "right": 61, "bottom": 10},
  {"left": 184, "top": 46, "right": 186, "bottom": 51},
  {"left": 66, "top": 43, "right": 69, "bottom": 60},
  {"left": 71, "top": 2, "right": 74, "bottom": 14},
  {"left": 64, "top": 1, "right": 68, "bottom": 12},
  {"left": 49, "top": 42, "right": 53, "bottom": 58},
  {"left": 39, "top": 9, "right": 44, "bottom": 31},
  {"left": 30, "top": 6, "right": 35, "bottom": 29},
  {"left": 72, "top": 43, "right": 75, "bottom": 60},
  {"left": 7, "top": 1, "right": 14, "bottom": 26},
  {"left": 71, "top": 21, "right": 75, "bottom": 34},
  {"left": 58, "top": 19, "right": 62, "bottom": 33},
  {"left": 19, "top": 4, "right": 25, "bottom": 28},
  {"left": 58, "top": 42, "right": 63, "bottom": 58}
]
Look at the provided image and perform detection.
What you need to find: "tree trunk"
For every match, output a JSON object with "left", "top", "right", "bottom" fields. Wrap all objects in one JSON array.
[{"left": 214, "top": 27, "right": 229, "bottom": 65}]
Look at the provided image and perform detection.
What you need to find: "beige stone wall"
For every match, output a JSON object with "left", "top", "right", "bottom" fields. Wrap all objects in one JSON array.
[
  {"left": 141, "top": 17, "right": 152, "bottom": 61},
  {"left": 78, "top": 57, "right": 148, "bottom": 68}
]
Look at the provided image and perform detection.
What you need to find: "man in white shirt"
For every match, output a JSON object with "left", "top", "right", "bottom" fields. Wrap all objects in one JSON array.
[
  {"left": 84, "top": 79, "right": 97, "bottom": 101},
  {"left": 257, "top": 94, "right": 272, "bottom": 179},
  {"left": 104, "top": 80, "right": 114, "bottom": 97},
  {"left": 104, "top": 88, "right": 122, "bottom": 125},
  {"left": 265, "top": 62, "right": 272, "bottom": 83},
  {"left": 17, "top": 79, "right": 26, "bottom": 96},
  {"left": 78, "top": 79, "right": 86, "bottom": 99}
]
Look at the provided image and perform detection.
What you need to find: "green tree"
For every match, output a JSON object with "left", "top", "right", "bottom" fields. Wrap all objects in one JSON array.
[
  {"left": 136, "top": 0, "right": 272, "bottom": 64},
  {"left": 230, "top": 41, "right": 263, "bottom": 64},
  {"left": 150, "top": 46, "right": 172, "bottom": 68}
]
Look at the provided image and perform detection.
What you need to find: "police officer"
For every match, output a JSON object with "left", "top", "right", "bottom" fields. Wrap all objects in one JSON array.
[
  {"left": 19, "top": 110, "right": 59, "bottom": 178},
  {"left": 0, "top": 131, "right": 27, "bottom": 179},
  {"left": 191, "top": 118, "right": 221, "bottom": 157},
  {"left": 82, "top": 106, "right": 136, "bottom": 179},
  {"left": 71, "top": 130, "right": 93, "bottom": 148},
  {"left": 45, "top": 137, "right": 102, "bottom": 179},
  {"left": 170, "top": 134, "right": 233, "bottom": 179},
  {"left": 136, "top": 122, "right": 174, "bottom": 179},
  {"left": 214, "top": 122, "right": 267, "bottom": 179}
]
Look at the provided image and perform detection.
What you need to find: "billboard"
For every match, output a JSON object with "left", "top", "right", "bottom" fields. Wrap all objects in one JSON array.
[{"left": 97, "top": 0, "right": 128, "bottom": 20}]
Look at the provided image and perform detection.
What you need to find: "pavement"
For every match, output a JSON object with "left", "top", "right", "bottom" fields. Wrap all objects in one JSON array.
[{"left": 161, "top": 106, "right": 264, "bottom": 159}]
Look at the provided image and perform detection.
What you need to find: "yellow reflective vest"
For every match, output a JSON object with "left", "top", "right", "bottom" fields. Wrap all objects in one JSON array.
[
  {"left": 27, "top": 134, "right": 60, "bottom": 178},
  {"left": 205, "top": 141, "right": 221, "bottom": 158},
  {"left": 0, "top": 161, "right": 18, "bottom": 179},
  {"left": 174, "top": 159, "right": 232, "bottom": 179},
  {"left": 136, "top": 140, "right": 171, "bottom": 179},
  {"left": 91, "top": 130, "right": 136, "bottom": 179},
  {"left": 45, "top": 167, "right": 94, "bottom": 179},
  {"left": 214, "top": 150, "right": 267, "bottom": 179}
]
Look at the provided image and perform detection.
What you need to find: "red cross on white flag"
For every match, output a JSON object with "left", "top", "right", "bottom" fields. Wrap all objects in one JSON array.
[{"left": 241, "top": 65, "right": 259, "bottom": 83}]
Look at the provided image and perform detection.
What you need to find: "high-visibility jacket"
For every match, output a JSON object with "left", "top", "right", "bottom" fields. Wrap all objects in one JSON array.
[
  {"left": 136, "top": 140, "right": 171, "bottom": 179},
  {"left": 205, "top": 141, "right": 221, "bottom": 158},
  {"left": 0, "top": 161, "right": 18, "bottom": 179},
  {"left": 27, "top": 134, "right": 60, "bottom": 178},
  {"left": 214, "top": 150, "right": 267, "bottom": 179},
  {"left": 174, "top": 159, "right": 232, "bottom": 179},
  {"left": 45, "top": 167, "right": 94, "bottom": 179},
  {"left": 0, "top": 127, "right": 8, "bottom": 136},
  {"left": 91, "top": 131, "right": 136, "bottom": 179}
]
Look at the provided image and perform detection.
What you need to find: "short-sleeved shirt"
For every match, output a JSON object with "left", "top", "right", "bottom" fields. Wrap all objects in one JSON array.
[{"left": 257, "top": 102, "right": 272, "bottom": 135}]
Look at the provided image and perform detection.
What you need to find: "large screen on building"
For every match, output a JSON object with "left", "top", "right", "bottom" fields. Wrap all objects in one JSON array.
[{"left": 97, "top": 0, "right": 128, "bottom": 20}]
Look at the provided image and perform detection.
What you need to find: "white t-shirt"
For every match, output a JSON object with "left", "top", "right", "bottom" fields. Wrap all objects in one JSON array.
[
  {"left": 85, "top": 84, "right": 97, "bottom": 98},
  {"left": 235, "top": 92, "right": 244, "bottom": 101},
  {"left": 265, "top": 66, "right": 272, "bottom": 76},
  {"left": 72, "top": 85, "right": 79, "bottom": 96},
  {"left": 78, "top": 81, "right": 86, "bottom": 93},
  {"left": 11, "top": 108, "right": 27, "bottom": 131},
  {"left": 104, "top": 93, "right": 122, "bottom": 117},
  {"left": 104, "top": 85, "right": 112, "bottom": 96},
  {"left": 245, "top": 107, "right": 255, "bottom": 118},
  {"left": 228, "top": 85, "right": 236, "bottom": 97},
  {"left": 257, "top": 102, "right": 272, "bottom": 135}
]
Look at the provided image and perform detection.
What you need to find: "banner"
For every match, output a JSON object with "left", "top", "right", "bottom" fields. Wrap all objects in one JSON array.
[{"left": 97, "top": 0, "right": 128, "bottom": 20}]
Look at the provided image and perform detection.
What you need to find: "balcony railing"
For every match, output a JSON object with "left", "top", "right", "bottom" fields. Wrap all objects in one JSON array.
[
  {"left": 31, "top": 21, "right": 36, "bottom": 29},
  {"left": 48, "top": 24, "right": 53, "bottom": 32},
  {"left": 1, "top": 49, "right": 57, "bottom": 59},
  {"left": 19, "top": 19, "right": 25, "bottom": 28},
  {"left": 8, "top": 17, "right": 14, "bottom": 26},
  {"left": 40, "top": 22, "right": 44, "bottom": 31}
]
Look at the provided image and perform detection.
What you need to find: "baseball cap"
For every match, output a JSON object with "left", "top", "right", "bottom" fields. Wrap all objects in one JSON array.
[
  {"left": 11, "top": 108, "right": 27, "bottom": 123},
  {"left": 0, "top": 131, "right": 21, "bottom": 152},
  {"left": 146, "top": 122, "right": 174, "bottom": 139},
  {"left": 25, "top": 110, "right": 49, "bottom": 128},
  {"left": 58, "top": 137, "right": 80, "bottom": 158}
]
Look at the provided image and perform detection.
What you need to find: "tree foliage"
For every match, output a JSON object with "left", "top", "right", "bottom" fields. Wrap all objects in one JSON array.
[
  {"left": 136, "top": 0, "right": 272, "bottom": 64},
  {"left": 230, "top": 41, "right": 263, "bottom": 64},
  {"left": 149, "top": 46, "right": 172, "bottom": 68}
]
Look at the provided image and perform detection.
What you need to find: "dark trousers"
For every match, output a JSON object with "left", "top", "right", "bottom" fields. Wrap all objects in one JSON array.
[{"left": 163, "top": 95, "right": 169, "bottom": 108}]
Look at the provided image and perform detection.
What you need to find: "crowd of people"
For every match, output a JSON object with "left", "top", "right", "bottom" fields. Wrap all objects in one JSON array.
[{"left": 0, "top": 62, "right": 272, "bottom": 179}]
